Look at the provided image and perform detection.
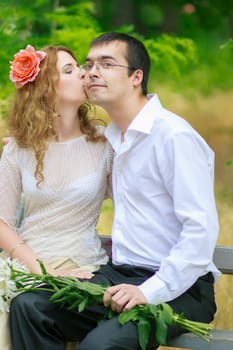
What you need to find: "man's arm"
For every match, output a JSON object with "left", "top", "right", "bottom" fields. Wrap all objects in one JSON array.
[{"left": 139, "top": 131, "right": 219, "bottom": 304}]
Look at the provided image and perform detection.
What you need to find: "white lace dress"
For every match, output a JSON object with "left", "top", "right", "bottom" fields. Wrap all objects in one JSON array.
[{"left": 0, "top": 129, "right": 113, "bottom": 350}]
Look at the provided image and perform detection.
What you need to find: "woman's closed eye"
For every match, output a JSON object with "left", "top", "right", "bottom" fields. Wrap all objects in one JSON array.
[{"left": 63, "top": 63, "right": 79, "bottom": 74}]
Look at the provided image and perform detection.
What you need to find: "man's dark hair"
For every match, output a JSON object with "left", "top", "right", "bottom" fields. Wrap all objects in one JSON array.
[{"left": 90, "top": 32, "right": 150, "bottom": 95}]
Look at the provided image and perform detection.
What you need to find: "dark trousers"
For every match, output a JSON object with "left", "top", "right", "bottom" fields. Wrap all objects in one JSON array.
[{"left": 10, "top": 263, "right": 216, "bottom": 350}]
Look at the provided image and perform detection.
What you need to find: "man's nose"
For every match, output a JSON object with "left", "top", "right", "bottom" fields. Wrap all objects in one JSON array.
[{"left": 86, "top": 63, "right": 100, "bottom": 76}]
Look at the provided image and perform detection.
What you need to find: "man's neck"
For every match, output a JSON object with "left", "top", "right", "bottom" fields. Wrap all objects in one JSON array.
[{"left": 107, "top": 95, "right": 148, "bottom": 133}]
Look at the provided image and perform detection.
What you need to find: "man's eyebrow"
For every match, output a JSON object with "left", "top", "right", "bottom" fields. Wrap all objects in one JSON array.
[{"left": 85, "top": 55, "right": 116, "bottom": 62}]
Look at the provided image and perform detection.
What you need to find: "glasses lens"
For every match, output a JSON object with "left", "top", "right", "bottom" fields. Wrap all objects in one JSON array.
[{"left": 82, "top": 63, "right": 93, "bottom": 71}]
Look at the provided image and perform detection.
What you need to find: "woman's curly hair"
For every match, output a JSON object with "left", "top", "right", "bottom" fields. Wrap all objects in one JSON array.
[{"left": 7, "top": 45, "right": 106, "bottom": 185}]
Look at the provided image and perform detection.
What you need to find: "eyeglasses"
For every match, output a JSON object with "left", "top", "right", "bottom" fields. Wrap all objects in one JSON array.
[{"left": 82, "top": 61, "right": 136, "bottom": 72}]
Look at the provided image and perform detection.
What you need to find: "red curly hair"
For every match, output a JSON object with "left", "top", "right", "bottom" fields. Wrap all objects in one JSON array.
[{"left": 7, "top": 45, "right": 106, "bottom": 184}]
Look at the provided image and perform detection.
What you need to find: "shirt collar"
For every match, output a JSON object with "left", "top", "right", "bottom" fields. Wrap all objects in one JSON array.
[
  {"left": 128, "top": 94, "right": 162, "bottom": 134},
  {"left": 105, "top": 94, "right": 163, "bottom": 150}
]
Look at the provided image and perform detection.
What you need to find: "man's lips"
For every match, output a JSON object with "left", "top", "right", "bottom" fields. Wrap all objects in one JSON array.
[{"left": 88, "top": 83, "right": 106, "bottom": 89}]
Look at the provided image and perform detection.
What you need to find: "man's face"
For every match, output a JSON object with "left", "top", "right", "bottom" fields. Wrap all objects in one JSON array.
[{"left": 84, "top": 41, "right": 135, "bottom": 108}]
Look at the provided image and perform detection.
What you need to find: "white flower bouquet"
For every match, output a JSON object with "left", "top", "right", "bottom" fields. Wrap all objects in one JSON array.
[{"left": 0, "top": 258, "right": 28, "bottom": 312}]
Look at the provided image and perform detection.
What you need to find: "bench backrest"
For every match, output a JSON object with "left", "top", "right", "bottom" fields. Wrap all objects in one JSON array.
[
  {"left": 10, "top": 200, "right": 233, "bottom": 276},
  {"left": 213, "top": 245, "right": 233, "bottom": 274},
  {"left": 15, "top": 199, "right": 233, "bottom": 276}
]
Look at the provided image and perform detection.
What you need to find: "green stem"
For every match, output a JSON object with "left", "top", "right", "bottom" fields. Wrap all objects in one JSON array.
[{"left": 10, "top": 261, "right": 213, "bottom": 346}]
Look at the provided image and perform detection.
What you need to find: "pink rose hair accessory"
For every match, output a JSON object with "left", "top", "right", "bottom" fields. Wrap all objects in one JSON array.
[{"left": 9, "top": 45, "right": 47, "bottom": 88}]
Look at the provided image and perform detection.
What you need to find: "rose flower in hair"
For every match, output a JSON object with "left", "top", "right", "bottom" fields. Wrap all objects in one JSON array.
[{"left": 9, "top": 45, "right": 46, "bottom": 88}]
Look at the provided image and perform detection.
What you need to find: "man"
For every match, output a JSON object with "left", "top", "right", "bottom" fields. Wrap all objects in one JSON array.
[{"left": 10, "top": 32, "right": 220, "bottom": 350}]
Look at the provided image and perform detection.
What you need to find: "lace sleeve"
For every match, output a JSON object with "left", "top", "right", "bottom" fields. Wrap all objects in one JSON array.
[{"left": 0, "top": 139, "right": 22, "bottom": 228}]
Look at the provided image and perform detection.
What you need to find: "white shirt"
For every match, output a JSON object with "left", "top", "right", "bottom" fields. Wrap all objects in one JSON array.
[
  {"left": 105, "top": 94, "right": 220, "bottom": 305},
  {"left": 0, "top": 128, "right": 113, "bottom": 266}
]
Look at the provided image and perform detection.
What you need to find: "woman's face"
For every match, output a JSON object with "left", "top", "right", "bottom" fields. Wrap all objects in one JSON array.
[{"left": 57, "top": 50, "right": 86, "bottom": 106}]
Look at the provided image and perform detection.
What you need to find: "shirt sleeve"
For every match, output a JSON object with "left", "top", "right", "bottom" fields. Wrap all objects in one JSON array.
[
  {"left": 139, "top": 130, "right": 219, "bottom": 304},
  {"left": 0, "top": 138, "right": 22, "bottom": 228}
]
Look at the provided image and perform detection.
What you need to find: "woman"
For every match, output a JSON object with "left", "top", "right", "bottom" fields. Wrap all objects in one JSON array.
[{"left": 0, "top": 44, "right": 113, "bottom": 350}]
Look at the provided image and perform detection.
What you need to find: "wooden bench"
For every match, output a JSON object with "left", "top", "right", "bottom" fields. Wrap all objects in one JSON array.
[{"left": 100, "top": 236, "right": 233, "bottom": 350}]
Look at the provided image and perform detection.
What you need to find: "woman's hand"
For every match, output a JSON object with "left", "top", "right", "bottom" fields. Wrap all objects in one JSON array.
[
  {"left": 47, "top": 266, "right": 94, "bottom": 279},
  {"left": 2, "top": 137, "right": 9, "bottom": 145}
]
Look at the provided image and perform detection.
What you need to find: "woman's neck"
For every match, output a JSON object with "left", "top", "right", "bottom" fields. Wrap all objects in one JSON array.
[
  {"left": 55, "top": 123, "right": 83, "bottom": 142},
  {"left": 52, "top": 108, "right": 83, "bottom": 142}
]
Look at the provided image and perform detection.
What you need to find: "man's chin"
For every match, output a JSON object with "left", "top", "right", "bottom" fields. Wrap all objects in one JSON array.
[{"left": 87, "top": 92, "right": 102, "bottom": 103}]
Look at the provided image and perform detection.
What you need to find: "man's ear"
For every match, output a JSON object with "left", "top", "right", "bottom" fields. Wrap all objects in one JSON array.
[{"left": 132, "top": 69, "right": 143, "bottom": 88}]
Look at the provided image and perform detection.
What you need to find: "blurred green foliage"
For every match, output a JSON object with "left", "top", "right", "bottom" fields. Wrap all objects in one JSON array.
[
  {"left": 0, "top": 0, "right": 232, "bottom": 113},
  {"left": 95, "top": 0, "right": 233, "bottom": 94}
]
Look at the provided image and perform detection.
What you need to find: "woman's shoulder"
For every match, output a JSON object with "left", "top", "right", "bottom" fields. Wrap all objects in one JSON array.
[
  {"left": 1, "top": 138, "right": 32, "bottom": 161},
  {"left": 2, "top": 137, "right": 19, "bottom": 153}
]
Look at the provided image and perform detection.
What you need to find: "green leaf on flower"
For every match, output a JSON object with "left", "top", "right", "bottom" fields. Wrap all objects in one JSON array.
[
  {"left": 76, "top": 280, "right": 107, "bottom": 296},
  {"left": 155, "top": 310, "right": 168, "bottom": 345},
  {"left": 160, "top": 303, "right": 174, "bottom": 325},
  {"left": 138, "top": 316, "right": 151, "bottom": 350},
  {"left": 38, "top": 259, "right": 48, "bottom": 276},
  {"left": 119, "top": 306, "right": 140, "bottom": 324},
  {"left": 6, "top": 259, "right": 213, "bottom": 347},
  {"left": 147, "top": 304, "right": 159, "bottom": 318},
  {"left": 78, "top": 295, "right": 89, "bottom": 312},
  {"left": 50, "top": 286, "right": 71, "bottom": 301}
]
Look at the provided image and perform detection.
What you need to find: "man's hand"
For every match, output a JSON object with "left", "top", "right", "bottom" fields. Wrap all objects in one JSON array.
[{"left": 103, "top": 284, "right": 147, "bottom": 313}]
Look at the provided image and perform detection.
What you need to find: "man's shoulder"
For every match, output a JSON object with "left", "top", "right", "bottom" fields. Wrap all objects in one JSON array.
[{"left": 152, "top": 108, "right": 194, "bottom": 137}]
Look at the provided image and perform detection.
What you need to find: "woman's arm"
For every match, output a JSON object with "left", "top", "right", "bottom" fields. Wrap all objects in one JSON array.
[
  {"left": 0, "top": 139, "right": 93, "bottom": 278},
  {"left": 0, "top": 141, "right": 53, "bottom": 274},
  {"left": 0, "top": 220, "right": 93, "bottom": 278},
  {"left": 0, "top": 220, "right": 46, "bottom": 273}
]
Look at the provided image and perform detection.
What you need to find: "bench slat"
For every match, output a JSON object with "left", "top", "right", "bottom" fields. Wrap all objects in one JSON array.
[
  {"left": 167, "top": 329, "right": 233, "bottom": 350},
  {"left": 213, "top": 246, "right": 233, "bottom": 274}
]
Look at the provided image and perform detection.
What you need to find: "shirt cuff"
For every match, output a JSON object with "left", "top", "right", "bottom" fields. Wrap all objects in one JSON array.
[{"left": 138, "top": 274, "right": 170, "bottom": 305}]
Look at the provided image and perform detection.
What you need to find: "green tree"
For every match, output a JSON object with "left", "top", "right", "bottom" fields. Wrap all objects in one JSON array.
[{"left": 0, "top": 0, "right": 197, "bottom": 101}]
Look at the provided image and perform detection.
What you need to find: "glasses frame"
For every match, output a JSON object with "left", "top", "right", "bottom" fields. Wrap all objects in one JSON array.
[{"left": 82, "top": 61, "right": 136, "bottom": 72}]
